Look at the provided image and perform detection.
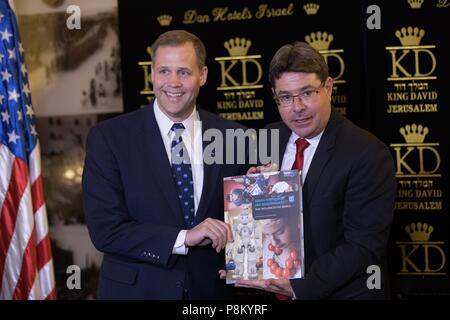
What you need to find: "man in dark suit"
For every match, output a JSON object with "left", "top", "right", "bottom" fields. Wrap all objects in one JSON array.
[
  {"left": 82, "top": 30, "right": 248, "bottom": 299},
  {"left": 236, "top": 42, "right": 396, "bottom": 299}
]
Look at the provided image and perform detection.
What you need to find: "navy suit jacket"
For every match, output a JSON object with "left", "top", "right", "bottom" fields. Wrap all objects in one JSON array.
[
  {"left": 82, "top": 104, "right": 248, "bottom": 299},
  {"left": 266, "top": 109, "right": 396, "bottom": 299}
]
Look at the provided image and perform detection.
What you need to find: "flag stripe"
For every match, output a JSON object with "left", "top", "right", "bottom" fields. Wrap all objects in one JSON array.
[
  {"left": 36, "top": 233, "right": 52, "bottom": 271},
  {"left": 44, "top": 287, "right": 57, "bottom": 300},
  {"left": 30, "top": 175, "right": 44, "bottom": 213},
  {"left": 0, "top": 180, "right": 33, "bottom": 300},
  {"left": 12, "top": 227, "right": 38, "bottom": 300},
  {"left": 0, "top": 156, "right": 29, "bottom": 295},
  {"left": 0, "top": 144, "right": 15, "bottom": 218},
  {"left": 29, "top": 144, "right": 55, "bottom": 296},
  {"left": 27, "top": 271, "right": 41, "bottom": 300},
  {"left": 34, "top": 204, "right": 48, "bottom": 245},
  {"left": 39, "top": 260, "right": 55, "bottom": 299},
  {"left": 28, "top": 143, "right": 41, "bottom": 183}
]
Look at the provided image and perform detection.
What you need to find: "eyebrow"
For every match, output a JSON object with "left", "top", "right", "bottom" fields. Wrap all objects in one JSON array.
[
  {"left": 155, "top": 66, "right": 192, "bottom": 72},
  {"left": 276, "top": 85, "right": 317, "bottom": 95},
  {"left": 177, "top": 67, "right": 192, "bottom": 72}
]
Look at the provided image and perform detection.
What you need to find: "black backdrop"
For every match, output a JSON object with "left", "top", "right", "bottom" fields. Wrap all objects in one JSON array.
[{"left": 117, "top": 0, "right": 450, "bottom": 298}]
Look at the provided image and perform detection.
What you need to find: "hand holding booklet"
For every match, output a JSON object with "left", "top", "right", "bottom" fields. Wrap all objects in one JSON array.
[{"left": 223, "top": 170, "right": 305, "bottom": 284}]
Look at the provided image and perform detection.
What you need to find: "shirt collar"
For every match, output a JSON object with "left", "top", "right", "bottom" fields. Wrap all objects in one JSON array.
[
  {"left": 289, "top": 130, "right": 324, "bottom": 149},
  {"left": 153, "top": 99, "right": 199, "bottom": 138}
]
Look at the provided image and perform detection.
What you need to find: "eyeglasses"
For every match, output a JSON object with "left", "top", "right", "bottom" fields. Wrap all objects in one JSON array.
[{"left": 273, "top": 83, "right": 324, "bottom": 107}]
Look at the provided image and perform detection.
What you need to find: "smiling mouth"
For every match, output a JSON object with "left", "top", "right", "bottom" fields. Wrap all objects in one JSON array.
[{"left": 164, "top": 91, "right": 183, "bottom": 97}]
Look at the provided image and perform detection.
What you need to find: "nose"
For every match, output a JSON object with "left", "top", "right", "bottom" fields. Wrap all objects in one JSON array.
[
  {"left": 167, "top": 73, "right": 182, "bottom": 87},
  {"left": 292, "top": 96, "right": 306, "bottom": 112}
]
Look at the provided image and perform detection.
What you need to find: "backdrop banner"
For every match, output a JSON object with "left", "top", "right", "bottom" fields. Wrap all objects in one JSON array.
[{"left": 118, "top": 0, "right": 449, "bottom": 298}]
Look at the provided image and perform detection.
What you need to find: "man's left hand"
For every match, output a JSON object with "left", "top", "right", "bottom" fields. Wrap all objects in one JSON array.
[
  {"left": 235, "top": 278, "right": 294, "bottom": 297},
  {"left": 246, "top": 163, "right": 278, "bottom": 175}
]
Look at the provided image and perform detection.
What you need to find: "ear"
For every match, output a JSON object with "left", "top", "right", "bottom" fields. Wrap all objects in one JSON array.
[
  {"left": 200, "top": 66, "right": 208, "bottom": 87},
  {"left": 324, "top": 77, "right": 333, "bottom": 98}
]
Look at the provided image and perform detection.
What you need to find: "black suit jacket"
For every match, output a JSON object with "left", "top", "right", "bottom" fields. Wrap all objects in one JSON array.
[
  {"left": 266, "top": 109, "right": 395, "bottom": 299},
  {"left": 82, "top": 104, "right": 248, "bottom": 299}
]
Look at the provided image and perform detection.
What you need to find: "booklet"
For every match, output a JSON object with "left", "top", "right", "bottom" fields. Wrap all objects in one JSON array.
[{"left": 223, "top": 170, "right": 304, "bottom": 284}]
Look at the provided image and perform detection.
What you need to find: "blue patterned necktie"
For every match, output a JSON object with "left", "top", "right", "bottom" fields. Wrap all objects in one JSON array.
[{"left": 170, "top": 123, "right": 195, "bottom": 228}]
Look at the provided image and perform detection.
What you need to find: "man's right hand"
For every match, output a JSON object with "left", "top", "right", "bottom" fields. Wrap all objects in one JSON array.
[{"left": 185, "top": 218, "right": 233, "bottom": 253}]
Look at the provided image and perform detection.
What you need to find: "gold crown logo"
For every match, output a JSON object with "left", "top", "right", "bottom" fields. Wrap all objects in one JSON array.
[
  {"left": 303, "top": 3, "right": 320, "bottom": 15},
  {"left": 395, "top": 26, "right": 425, "bottom": 46},
  {"left": 305, "top": 31, "right": 334, "bottom": 50},
  {"left": 408, "top": 0, "right": 424, "bottom": 8},
  {"left": 224, "top": 37, "right": 252, "bottom": 56},
  {"left": 405, "top": 222, "right": 433, "bottom": 241},
  {"left": 157, "top": 15, "right": 172, "bottom": 27},
  {"left": 400, "top": 124, "right": 429, "bottom": 143}
]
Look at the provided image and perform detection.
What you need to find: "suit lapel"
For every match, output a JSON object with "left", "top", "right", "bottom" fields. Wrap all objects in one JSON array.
[
  {"left": 141, "top": 103, "right": 184, "bottom": 227},
  {"left": 303, "top": 109, "right": 339, "bottom": 203},
  {"left": 194, "top": 110, "right": 221, "bottom": 224}
]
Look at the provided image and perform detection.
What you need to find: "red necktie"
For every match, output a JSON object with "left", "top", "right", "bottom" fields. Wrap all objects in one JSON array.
[
  {"left": 292, "top": 138, "right": 310, "bottom": 171},
  {"left": 276, "top": 138, "right": 310, "bottom": 301}
]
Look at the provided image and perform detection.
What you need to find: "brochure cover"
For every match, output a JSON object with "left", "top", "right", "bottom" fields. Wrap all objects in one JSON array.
[{"left": 223, "top": 170, "right": 304, "bottom": 284}]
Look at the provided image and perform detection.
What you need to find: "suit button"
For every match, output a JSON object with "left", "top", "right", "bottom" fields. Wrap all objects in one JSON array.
[{"left": 175, "top": 281, "right": 183, "bottom": 288}]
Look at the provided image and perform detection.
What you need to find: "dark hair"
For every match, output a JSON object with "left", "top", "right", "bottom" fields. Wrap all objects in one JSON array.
[
  {"left": 151, "top": 30, "right": 206, "bottom": 69},
  {"left": 268, "top": 41, "right": 328, "bottom": 88}
]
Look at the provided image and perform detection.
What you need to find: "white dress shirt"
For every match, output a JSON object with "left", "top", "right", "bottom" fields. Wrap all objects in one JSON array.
[
  {"left": 153, "top": 100, "right": 204, "bottom": 254},
  {"left": 280, "top": 131, "right": 323, "bottom": 184},
  {"left": 280, "top": 130, "right": 323, "bottom": 218}
]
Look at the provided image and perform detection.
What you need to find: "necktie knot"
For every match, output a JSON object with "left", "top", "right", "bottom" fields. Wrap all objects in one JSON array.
[
  {"left": 171, "top": 123, "right": 185, "bottom": 149},
  {"left": 295, "top": 138, "right": 310, "bottom": 154},
  {"left": 171, "top": 123, "right": 185, "bottom": 133}
]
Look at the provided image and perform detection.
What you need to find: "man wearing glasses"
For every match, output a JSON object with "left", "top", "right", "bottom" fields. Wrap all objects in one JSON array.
[{"left": 236, "top": 42, "right": 396, "bottom": 299}]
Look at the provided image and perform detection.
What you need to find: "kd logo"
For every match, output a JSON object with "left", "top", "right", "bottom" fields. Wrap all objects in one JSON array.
[
  {"left": 386, "top": 27, "right": 437, "bottom": 81},
  {"left": 390, "top": 124, "right": 441, "bottom": 178},
  {"left": 215, "top": 38, "right": 263, "bottom": 91}
]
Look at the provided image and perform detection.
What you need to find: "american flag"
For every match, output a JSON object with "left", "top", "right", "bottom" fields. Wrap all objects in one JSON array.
[{"left": 0, "top": 0, "right": 56, "bottom": 299}]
